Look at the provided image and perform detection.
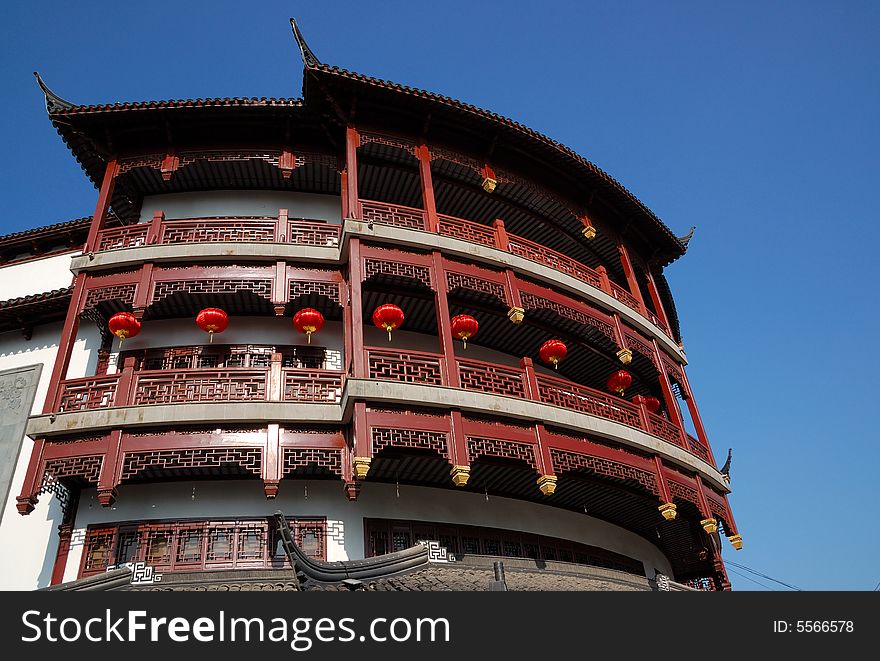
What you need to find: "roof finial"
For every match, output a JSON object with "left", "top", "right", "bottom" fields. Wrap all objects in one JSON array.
[
  {"left": 289, "top": 18, "right": 321, "bottom": 68},
  {"left": 33, "top": 72, "right": 74, "bottom": 114},
  {"left": 678, "top": 225, "right": 696, "bottom": 250}
]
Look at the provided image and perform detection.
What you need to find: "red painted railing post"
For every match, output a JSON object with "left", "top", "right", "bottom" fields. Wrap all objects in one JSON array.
[
  {"left": 146, "top": 210, "right": 164, "bottom": 245},
  {"left": 269, "top": 352, "right": 283, "bottom": 401},
  {"left": 519, "top": 357, "right": 540, "bottom": 401},
  {"left": 97, "top": 429, "right": 123, "bottom": 507},
  {"left": 492, "top": 218, "right": 509, "bottom": 251},
  {"left": 596, "top": 265, "right": 613, "bottom": 295},
  {"left": 276, "top": 208, "right": 288, "bottom": 243},
  {"left": 115, "top": 355, "right": 138, "bottom": 407}
]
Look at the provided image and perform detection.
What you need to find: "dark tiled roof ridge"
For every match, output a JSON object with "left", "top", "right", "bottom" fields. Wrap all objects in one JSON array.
[
  {"left": 51, "top": 96, "right": 304, "bottom": 116},
  {"left": 0, "top": 286, "right": 73, "bottom": 310},
  {"left": 0, "top": 216, "right": 90, "bottom": 245}
]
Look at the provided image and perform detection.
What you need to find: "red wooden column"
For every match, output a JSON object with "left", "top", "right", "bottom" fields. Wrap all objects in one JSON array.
[
  {"left": 652, "top": 338, "right": 687, "bottom": 433},
  {"left": 693, "top": 475, "right": 718, "bottom": 535},
  {"left": 263, "top": 423, "right": 282, "bottom": 499},
  {"left": 431, "top": 252, "right": 469, "bottom": 486},
  {"left": 50, "top": 523, "right": 74, "bottom": 586},
  {"left": 617, "top": 240, "right": 649, "bottom": 317},
  {"left": 16, "top": 438, "right": 46, "bottom": 514},
  {"left": 533, "top": 423, "right": 557, "bottom": 496},
  {"left": 83, "top": 159, "right": 119, "bottom": 253},
  {"left": 644, "top": 269, "right": 671, "bottom": 330},
  {"left": 721, "top": 494, "right": 743, "bottom": 550},
  {"left": 345, "top": 127, "right": 361, "bottom": 220},
  {"left": 41, "top": 273, "right": 88, "bottom": 414},
  {"left": 677, "top": 366, "right": 717, "bottom": 466},
  {"left": 494, "top": 221, "right": 525, "bottom": 324},
  {"left": 348, "top": 238, "right": 367, "bottom": 378},
  {"left": 417, "top": 144, "right": 439, "bottom": 233},
  {"left": 610, "top": 313, "right": 633, "bottom": 365},
  {"left": 96, "top": 429, "right": 123, "bottom": 507},
  {"left": 351, "top": 402, "right": 371, "bottom": 483}
]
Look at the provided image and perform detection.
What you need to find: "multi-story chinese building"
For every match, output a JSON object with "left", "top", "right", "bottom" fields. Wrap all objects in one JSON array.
[{"left": 0, "top": 20, "right": 740, "bottom": 592}]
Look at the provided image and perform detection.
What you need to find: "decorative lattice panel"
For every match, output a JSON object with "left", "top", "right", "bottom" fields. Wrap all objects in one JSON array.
[
  {"left": 707, "top": 496, "right": 728, "bottom": 523},
  {"left": 364, "top": 258, "right": 432, "bottom": 289},
  {"left": 623, "top": 330, "right": 657, "bottom": 366},
  {"left": 360, "top": 200, "right": 426, "bottom": 230},
  {"left": 438, "top": 216, "right": 497, "bottom": 247},
  {"left": 520, "top": 292, "right": 615, "bottom": 342},
  {"left": 57, "top": 376, "right": 118, "bottom": 411},
  {"left": 134, "top": 370, "right": 267, "bottom": 404},
  {"left": 121, "top": 448, "right": 262, "bottom": 480},
  {"left": 429, "top": 146, "right": 483, "bottom": 173},
  {"left": 161, "top": 219, "right": 276, "bottom": 244},
  {"left": 458, "top": 361, "right": 526, "bottom": 398},
  {"left": 372, "top": 427, "right": 449, "bottom": 456},
  {"left": 667, "top": 480, "right": 699, "bottom": 505},
  {"left": 281, "top": 448, "right": 343, "bottom": 478},
  {"left": 446, "top": 271, "right": 506, "bottom": 301},
  {"left": 97, "top": 225, "right": 150, "bottom": 252},
  {"left": 283, "top": 370, "right": 343, "bottom": 403},
  {"left": 550, "top": 449, "right": 658, "bottom": 495},
  {"left": 286, "top": 221, "right": 341, "bottom": 247},
  {"left": 538, "top": 378, "right": 642, "bottom": 428},
  {"left": 43, "top": 455, "right": 103, "bottom": 484},
  {"left": 662, "top": 355, "right": 684, "bottom": 384},
  {"left": 152, "top": 279, "right": 273, "bottom": 302},
  {"left": 83, "top": 284, "right": 137, "bottom": 310},
  {"left": 646, "top": 413, "right": 686, "bottom": 448},
  {"left": 368, "top": 350, "right": 444, "bottom": 385},
  {"left": 359, "top": 132, "right": 417, "bottom": 155},
  {"left": 288, "top": 280, "right": 342, "bottom": 305},
  {"left": 118, "top": 153, "right": 164, "bottom": 173},
  {"left": 507, "top": 237, "right": 603, "bottom": 289},
  {"left": 467, "top": 437, "right": 538, "bottom": 469}
]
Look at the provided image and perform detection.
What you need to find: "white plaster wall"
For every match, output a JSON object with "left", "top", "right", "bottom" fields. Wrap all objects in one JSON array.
[
  {"left": 0, "top": 252, "right": 75, "bottom": 301},
  {"left": 65, "top": 480, "right": 673, "bottom": 582},
  {"left": 139, "top": 191, "right": 341, "bottom": 224}
]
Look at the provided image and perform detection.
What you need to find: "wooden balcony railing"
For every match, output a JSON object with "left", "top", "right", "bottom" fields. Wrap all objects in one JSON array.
[
  {"left": 457, "top": 357, "right": 528, "bottom": 399},
  {"left": 359, "top": 200, "right": 427, "bottom": 231},
  {"left": 55, "top": 367, "right": 343, "bottom": 410},
  {"left": 95, "top": 215, "right": 342, "bottom": 252}
]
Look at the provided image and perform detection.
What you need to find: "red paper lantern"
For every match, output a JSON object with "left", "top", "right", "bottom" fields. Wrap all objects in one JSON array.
[
  {"left": 450, "top": 314, "right": 479, "bottom": 349},
  {"left": 607, "top": 369, "right": 633, "bottom": 396},
  {"left": 107, "top": 312, "right": 141, "bottom": 347},
  {"left": 196, "top": 307, "right": 229, "bottom": 343},
  {"left": 539, "top": 339, "right": 567, "bottom": 369},
  {"left": 373, "top": 304, "right": 405, "bottom": 341},
  {"left": 293, "top": 308, "right": 325, "bottom": 344}
]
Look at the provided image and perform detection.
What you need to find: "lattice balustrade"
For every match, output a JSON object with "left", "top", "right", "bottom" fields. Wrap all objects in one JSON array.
[
  {"left": 288, "top": 280, "right": 342, "bottom": 305},
  {"left": 43, "top": 455, "right": 103, "bottom": 484},
  {"left": 282, "top": 448, "right": 343, "bottom": 478},
  {"left": 707, "top": 496, "right": 728, "bottom": 523},
  {"left": 151, "top": 278, "right": 273, "bottom": 302},
  {"left": 687, "top": 435, "right": 711, "bottom": 462},
  {"left": 160, "top": 218, "right": 276, "bottom": 244},
  {"left": 282, "top": 370, "right": 343, "bottom": 403},
  {"left": 537, "top": 376, "right": 642, "bottom": 428},
  {"left": 57, "top": 375, "right": 119, "bottom": 411},
  {"left": 647, "top": 413, "right": 686, "bottom": 448},
  {"left": 609, "top": 282, "right": 642, "bottom": 313},
  {"left": 507, "top": 236, "right": 603, "bottom": 289},
  {"left": 82, "top": 283, "right": 137, "bottom": 310},
  {"left": 133, "top": 370, "right": 267, "bottom": 404},
  {"left": 667, "top": 480, "right": 699, "bottom": 505},
  {"left": 437, "top": 215, "right": 497, "bottom": 247},
  {"left": 520, "top": 292, "right": 616, "bottom": 342},
  {"left": 286, "top": 220, "right": 341, "bottom": 247},
  {"left": 368, "top": 349, "right": 445, "bottom": 385},
  {"left": 121, "top": 448, "right": 262, "bottom": 481},
  {"left": 97, "top": 225, "right": 150, "bottom": 252},
  {"left": 457, "top": 359, "right": 526, "bottom": 399},
  {"left": 446, "top": 271, "right": 506, "bottom": 302},
  {"left": 372, "top": 427, "right": 449, "bottom": 456},
  {"left": 364, "top": 257, "right": 433, "bottom": 289},
  {"left": 550, "top": 449, "right": 658, "bottom": 495},
  {"left": 360, "top": 200, "right": 427, "bottom": 231},
  {"left": 466, "top": 437, "right": 538, "bottom": 470}
]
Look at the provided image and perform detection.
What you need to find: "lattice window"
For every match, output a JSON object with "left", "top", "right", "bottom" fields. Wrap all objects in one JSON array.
[
  {"left": 82, "top": 283, "right": 137, "bottom": 310},
  {"left": 458, "top": 361, "right": 526, "bottom": 398},
  {"left": 43, "top": 455, "right": 103, "bottom": 484},
  {"left": 364, "top": 258, "right": 432, "bottom": 289},
  {"left": 667, "top": 480, "right": 699, "bottom": 505},
  {"left": 151, "top": 279, "right": 273, "bottom": 302},
  {"left": 550, "top": 449, "right": 658, "bottom": 495},
  {"left": 120, "top": 448, "right": 262, "bottom": 480},
  {"left": 288, "top": 280, "right": 342, "bottom": 304},
  {"left": 520, "top": 292, "right": 615, "bottom": 342},
  {"left": 372, "top": 427, "right": 449, "bottom": 456},
  {"left": 281, "top": 448, "right": 343, "bottom": 477},
  {"left": 466, "top": 437, "right": 538, "bottom": 470},
  {"left": 445, "top": 271, "right": 506, "bottom": 302},
  {"left": 368, "top": 350, "right": 444, "bottom": 385}
]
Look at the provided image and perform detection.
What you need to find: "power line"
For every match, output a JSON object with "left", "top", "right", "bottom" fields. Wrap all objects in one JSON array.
[
  {"left": 725, "top": 560, "right": 802, "bottom": 591},
  {"left": 873, "top": 580, "right": 879, "bottom": 592},
  {"left": 727, "top": 567, "right": 778, "bottom": 592}
]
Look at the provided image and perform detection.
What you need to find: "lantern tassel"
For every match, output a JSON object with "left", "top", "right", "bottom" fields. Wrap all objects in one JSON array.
[
  {"left": 209, "top": 330, "right": 214, "bottom": 344},
  {"left": 388, "top": 328, "right": 392, "bottom": 342},
  {"left": 307, "top": 332, "right": 312, "bottom": 344},
  {"left": 463, "top": 338, "right": 467, "bottom": 349}
]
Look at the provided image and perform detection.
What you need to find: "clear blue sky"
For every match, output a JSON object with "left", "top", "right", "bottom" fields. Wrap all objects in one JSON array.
[{"left": 2, "top": 1, "right": 878, "bottom": 590}]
